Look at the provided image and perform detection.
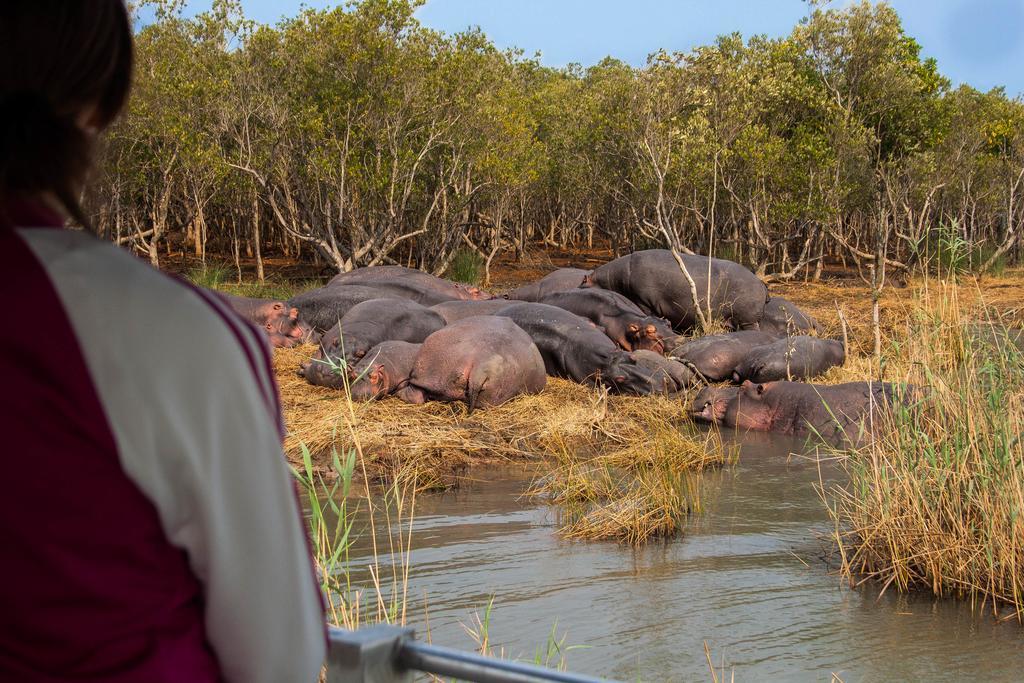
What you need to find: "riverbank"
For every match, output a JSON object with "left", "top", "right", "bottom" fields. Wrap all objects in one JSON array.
[{"left": 258, "top": 256, "right": 1024, "bottom": 617}]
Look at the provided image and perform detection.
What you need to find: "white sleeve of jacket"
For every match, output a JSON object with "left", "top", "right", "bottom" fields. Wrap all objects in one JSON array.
[{"left": 23, "top": 229, "right": 326, "bottom": 683}]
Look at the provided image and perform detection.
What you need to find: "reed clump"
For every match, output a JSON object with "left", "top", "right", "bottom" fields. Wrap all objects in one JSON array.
[
  {"left": 828, "top": 280, "right": 1024, "bottom": 619},
  {"left": 528, "top": 422, "right": 733, "bottom": 544},
  {"left": 275, "top": 345, "right": 703, "bottom": 491}
]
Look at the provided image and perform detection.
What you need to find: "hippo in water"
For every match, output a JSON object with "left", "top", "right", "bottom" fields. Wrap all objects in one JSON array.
[
  {"left": 690, "top": 385, "right": 741, "bottom": 423},
  {"left": 669, "top": 331, "right": 779, "bottom": 383},
  {"left": 584, "top": 249, "right": 769, "bottom": 331},
  {"left": 538, "top": 289, "right": 679, "bottom": 353},
  {"left": 328, "top": 265, "right": 490, "bottom": 303},
  {"left": 429, "top": 299, "right": 521, "bottom": 324},
  {"left": 696, "top": 380, "right": 908, "bottom": 444},
  {"left": 758, "top": 297, "right": 818, "bottom": 337},
  {"left": 494, "top": 302, "right": 657, "bottom": 395},
  {"left": 316, "top": 298, "right": 446, "bottom": 364},
  {"left": 501, "top": 268, "right": 592, "bottom": 302},
  {"left": 409, "top": 316, "right": 546, "bottom": 412},
  {"left": 628, "top": 350, "right": 695, "bottom": 394},
  {"left": 732, "top": 336, "right": 845, "bottom": 384},
  {"left": 288, "top": 284, "right": 397, "bottom": 334}
]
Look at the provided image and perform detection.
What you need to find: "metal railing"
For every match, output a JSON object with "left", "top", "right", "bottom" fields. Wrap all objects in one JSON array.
[{"left": 326, "top": 625, "right": 617, "bottom": 683}]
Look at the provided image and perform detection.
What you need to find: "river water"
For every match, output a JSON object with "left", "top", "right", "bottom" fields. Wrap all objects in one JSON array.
[{"left": 342, "top": 430, "right": 1024, "bottom": 681}]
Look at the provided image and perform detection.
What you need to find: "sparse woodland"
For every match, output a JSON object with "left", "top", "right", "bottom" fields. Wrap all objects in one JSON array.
[{"left": 92, "top": 0, "right": 1024, "bottom": 284}]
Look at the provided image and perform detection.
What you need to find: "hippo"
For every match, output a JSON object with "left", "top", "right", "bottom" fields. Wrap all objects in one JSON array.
[
  {"left": 288, "top": 284, "right": 396, "bottom": 334},
  {"left": 758, "top": 297, "right": 818, "bottom": 336},
  {"left": 217, "top": 291, "right": 313, "bottom": 347},
  {"left": 501, "top": 268, "right": 593, "bottom": 302},
  {"left": 699, "top": 380, "right": 908, "bottom": 444},
  {"left": 538, "top": 289, "right": 679, "bottom": 353},
  {"left": 217, "top": 292, "right": 290, "bottom": 325},
  {"left": 408, "top": 316, "right": 546, "bottom": 412},
  {"left": 494, "top": 302, "right": 656, "bottom": 395},
  {"left": 429, "top": 299, "right": 521, "bottom": 324},
  {"left": 583, "top": 249, "right": 769, "bottom": 331},
  {"left": 316, "top": 298, "right": 446, "bottom": 365},
  {"left": 732, "top": 336, "right": 845, "bottom": 383},
  {"left": 342, "top": 341, "right": 426, "bottom": 402},
  {"left": 669, "top": 331, "right": 779, "bottom": 383},
  {"left": 328, "top": 265, "right": 490, "bottom": 302},
  {"left": 628, "top": 350, "right": 695, "bottom": 394},
  {"left": 690, "top": 385, "right": 741, "bottom": 423}
]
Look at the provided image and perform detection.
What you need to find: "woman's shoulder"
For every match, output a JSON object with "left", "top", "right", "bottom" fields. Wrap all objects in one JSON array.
[
  {"left": 22, "top": 229, "right": 252, "bottom": 347},
  {"left": 19, "top": 228, "right": 280, "bottom": 421}
]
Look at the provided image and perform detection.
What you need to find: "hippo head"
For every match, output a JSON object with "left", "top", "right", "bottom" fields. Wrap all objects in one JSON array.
[
  {"left": 603, "top": 353, "right": 658, "bottom": 396},
  {"left": 626, "top": 321, "right": 665, "bottom": 354},
  {"left": 690, "top": 385, "right": 739, "bottom": 423},
  {"left": 348, "top": 362, "right": 389, "bottom": 401},
  {"left": 297, "top": 355, "right": 347, "bottom": 389},
  {"left": 725, "top": 381, "right": 778, "bottom": 431},
  {"left": 265, "top": 322, "right": 299, "bottom": 348}
]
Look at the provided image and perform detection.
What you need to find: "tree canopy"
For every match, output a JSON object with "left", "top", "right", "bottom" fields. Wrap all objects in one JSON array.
[{"left": 90, "top": 0, "right": 1024, "bottom": 281}]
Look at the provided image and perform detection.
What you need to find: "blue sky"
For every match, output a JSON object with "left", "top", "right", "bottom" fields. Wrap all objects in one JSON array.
[{"left": 154, "top": 0, "right": 1024, "bottom": 96}]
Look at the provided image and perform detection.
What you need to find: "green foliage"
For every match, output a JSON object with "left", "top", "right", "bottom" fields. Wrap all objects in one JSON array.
[
  {"left": 186, "top": 264, "right": 233, "bottom": 290},
  {"left": 445, "top": 249, "right": 484, "bottom": 285},
  {"left": 91, "top": 0, "right": 1024, "bottom": 279}
]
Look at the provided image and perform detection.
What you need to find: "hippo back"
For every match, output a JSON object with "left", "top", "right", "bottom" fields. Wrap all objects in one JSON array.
[
  {"left": 288, "top": 284, "right": 392, "bottom": 333},
  {"left": 502, "top": 268, "right": 592, "bottom": 302},
  {"left": 759, "top": 297, "right": 818, "bottom": 336},
  {"left": 588, "top": 249, "right": 768, "bottom": 331},
  {"left": 320, "top": 298, "right": 446, "bottom": 361},
  {"left": 494, "top": 302, "right": 617, "bottom": 382},
  {"left": 430, "top": 299, "right": 520, "bottom": 324}
]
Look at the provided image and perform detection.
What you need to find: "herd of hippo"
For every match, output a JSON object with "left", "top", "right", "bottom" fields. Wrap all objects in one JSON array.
[{"left": 215, "top": 249, "right": 912, "bottom": 444}]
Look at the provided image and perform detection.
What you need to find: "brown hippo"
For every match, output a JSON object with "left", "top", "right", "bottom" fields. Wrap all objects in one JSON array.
[
  {"left": 669, "top": 331, "right": 779, "bottom": 382},
  {"left": 288, "top": 285, "right": 396, "bottom": 334},
  {"left": 408, "top": 316, "right": 546, "bottom": 412},
  {"left": 328, "top": 265, "right": 490, "bottom": 303},
  {"left": 584, "top": 250, "right": 769, "bottom": 331},
  {"left": 494, "top": 302, "right": 657, "bottom": 395},
  {"left": 217, "top": 291, "right": 312, "bottom": 347},
  {"left": 538, "top": 289, "right": 678, "bottom": 353},
  {"left": 705, "top": 380, "right": 908, "bottom": 444},
  {"left": 501, "top": 268, "right": 592, "bottom": 302},
  {"left": 345, "top": 341, "right": 426, "bottom": 402},
  {"left": 690, "top": 385, "right": 741, "bottom": 423},
  {"left": 316, "top": 298, "right": 446, "bottom": 364},
  {"left": 628, "top": 350, "right": 695, "bottom": 394},
  {"left": 429, "top": 299, "right": 521, "bottom": 324},
  {"left": 758, "top": 297, "right": 818, "bottom": 337},
  {"left": 732, "top": 336, "right": 845, "bottom": 384}
]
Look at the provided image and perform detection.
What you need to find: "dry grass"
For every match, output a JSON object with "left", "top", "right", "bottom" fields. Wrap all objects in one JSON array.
[
  {"left": 275, "top": 345, "right": 702, "bottom": 491},
  {"left": 527, "top": 422, "right": 735, "bottom": 543},
  {"left": 825, "top": 279, "right": 1024, "bottom": 619}
]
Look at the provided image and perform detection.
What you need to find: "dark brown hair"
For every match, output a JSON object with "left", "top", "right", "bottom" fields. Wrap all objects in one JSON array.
[{"left": 0, "top": 1, "right": 133, "bottom": 227}]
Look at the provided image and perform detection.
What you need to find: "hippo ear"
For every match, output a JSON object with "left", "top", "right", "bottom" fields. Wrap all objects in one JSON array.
[
  {"left": 289, "top": 307, "right": 299, "bottom": 320},
  {"left": 756, "top": 383, "right": 766, "bottom": 395},
  {"left": 369, "top": 364, "right": 384, "bottom": 383},
  {"left": 272, "top": 302, "right": 284, "bottom": 311},
  {"left": 645, "top": 324, "right": 657, "bottom": 337}
]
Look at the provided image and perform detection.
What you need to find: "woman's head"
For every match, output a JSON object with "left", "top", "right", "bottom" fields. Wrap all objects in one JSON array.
[{"left": 0, "top": 1, "right": 132, "bottom": 225}]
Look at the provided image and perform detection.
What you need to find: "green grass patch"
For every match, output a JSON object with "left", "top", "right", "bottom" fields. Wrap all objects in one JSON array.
[{"left": 445, "top": 249, "right": 484, "bottom": 285}]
